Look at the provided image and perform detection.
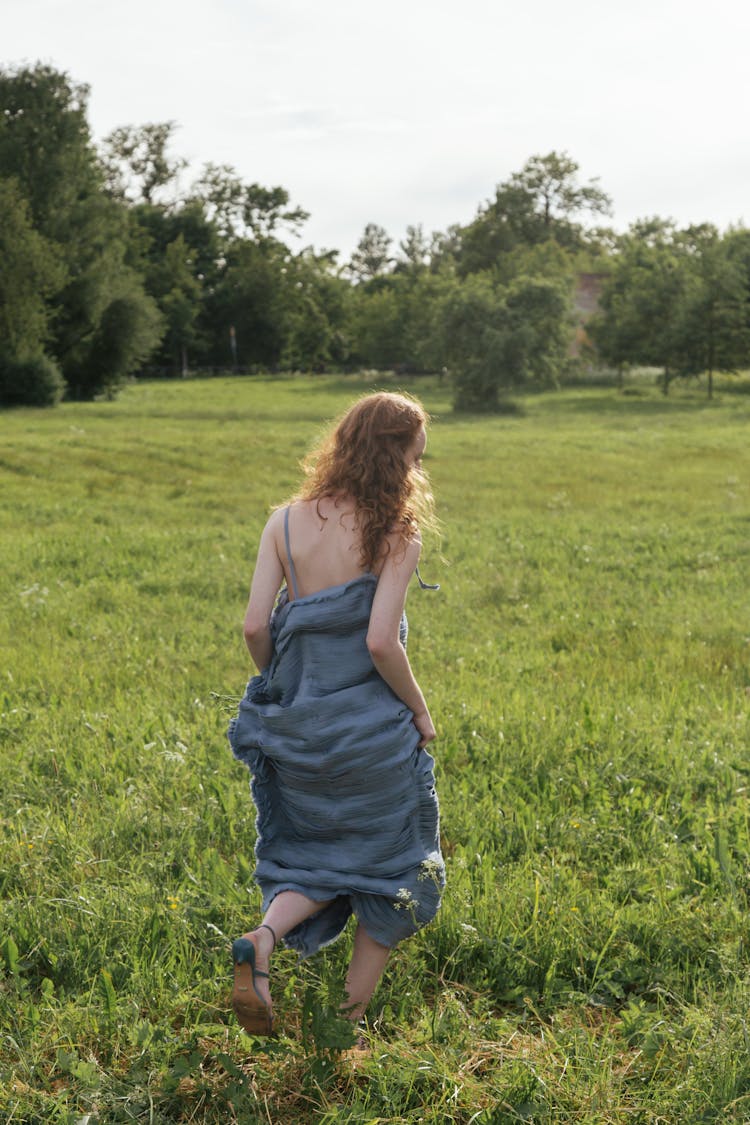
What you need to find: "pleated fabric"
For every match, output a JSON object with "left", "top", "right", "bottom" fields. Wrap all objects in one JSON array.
[{"left": 228, "top": 575, "right": 444, "bottom": 956}]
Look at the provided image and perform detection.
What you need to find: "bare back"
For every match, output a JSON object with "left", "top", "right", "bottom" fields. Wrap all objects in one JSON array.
[{"left": 283, "top": 497, "right": 377, "bottom": 599}]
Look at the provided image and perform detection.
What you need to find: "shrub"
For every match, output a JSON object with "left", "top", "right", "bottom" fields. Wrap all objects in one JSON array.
[
  {"left": 66, "top": 293, "right": 163, "bottom": 401},
  {"left": 0, "top": 353, "right": 66, "bottom": 407}
]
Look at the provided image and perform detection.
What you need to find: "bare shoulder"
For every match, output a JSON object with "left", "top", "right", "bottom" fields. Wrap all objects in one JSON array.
[
  {"left": 380, "top": 527, "right": 421, "bottom": 574},
  {"left": 264, "top": 506, "right": 287, "bottom": 536}
]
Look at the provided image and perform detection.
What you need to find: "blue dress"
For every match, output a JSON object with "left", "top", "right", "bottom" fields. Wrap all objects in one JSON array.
[{"left": 228, "top": 510, "right": 444, "bottom": 956}]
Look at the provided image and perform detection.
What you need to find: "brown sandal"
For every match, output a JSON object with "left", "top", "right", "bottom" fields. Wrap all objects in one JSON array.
[{"left": 231, "top": 924, "right": 277, "bottom": 1035}]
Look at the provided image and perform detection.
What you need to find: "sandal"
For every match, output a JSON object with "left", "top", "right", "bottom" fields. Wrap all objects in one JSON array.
[
  {"left": 342, "top": 1022, "right": 371, "bottom": 1062},
  {"left": 231, "top": 923, "right": 277, "bottom": 1035}
]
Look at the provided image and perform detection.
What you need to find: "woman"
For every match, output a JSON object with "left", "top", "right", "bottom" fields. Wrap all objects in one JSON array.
[{"left": 227, "top": 391, "right": 444, "bottom": 1037}]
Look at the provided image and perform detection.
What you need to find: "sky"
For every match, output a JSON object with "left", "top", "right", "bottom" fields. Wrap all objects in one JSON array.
[{"left": 4, "top": 0, "right": 750, "bottom": 260}]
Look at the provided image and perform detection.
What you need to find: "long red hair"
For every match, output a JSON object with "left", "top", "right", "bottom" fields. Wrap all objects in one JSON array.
[{"left": 295, "top": 391, "right": 436, "bottom": 570}]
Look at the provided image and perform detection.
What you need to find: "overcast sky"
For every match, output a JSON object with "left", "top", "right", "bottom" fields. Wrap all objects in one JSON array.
[{"left": 5, "top": 0, "right": 749, "bottom": 259}]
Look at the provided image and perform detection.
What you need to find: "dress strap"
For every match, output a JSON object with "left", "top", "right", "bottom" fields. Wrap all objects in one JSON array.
[
  {"left": 415, "top": 566, "right": 440, "bottom": 591},
  {"left": 283, "top": 506, "right": 300, "bottom": 600}
]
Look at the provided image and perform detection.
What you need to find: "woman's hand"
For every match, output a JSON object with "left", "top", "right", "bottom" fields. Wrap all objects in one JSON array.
[{"left": 412, "top": 708, "right": 436, "bottom": 748}]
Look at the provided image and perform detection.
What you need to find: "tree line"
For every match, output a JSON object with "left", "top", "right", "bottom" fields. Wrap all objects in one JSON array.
[{"left": 2, "top": 63, "right": 749, "bottom": 410}]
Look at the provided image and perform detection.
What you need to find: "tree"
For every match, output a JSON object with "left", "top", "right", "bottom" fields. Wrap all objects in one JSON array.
[
  {"left": 0, "top": 178, "right": 64, "bottom": 364},
  {"left": 724, "top": 229, "right": 750, "bottom": 359},
  {"left": 151, "top": 235, "right": 202, "bottom": 375},
  {"left": 428, "top": 225, "right": 462, "bottom": 272},
  {"left": 0, "top": 63, "right": 163, "bottom": 398},
  {"left": 122, "top": 197, "right": 223, "bottom": 372},
  {"left": 437, "top": 273, "right": 572, "bottom": 410},
  {"left": 191, "top": 163, "right": 308, "bottom": 243},
  {"left": 671, "top": 229, "right": 750, "bottom": 397},
  {"left": 508, "top": 152, "right": 611, "bottom": 233},
  {"left": 101, "top": 121, "right": 187, "bottom": 205},
  {"left": 504, "top": 275, "right": 572, "bottom": 386},
  {"left": 589, "top": 222, "right": 689, "bottom": 393},
  {"left": 404, "top": 268, "right": 459, "bottom": 372},
  {"left": 204, "top": 239, "right": 288, "bottom": 368},
  {"left": 351, "top": 285, "right": 406, "bottom": 368},
  {"left": 458, "top": 152, "right": 612, "bottom": 274},
  {"left": 280, "top": 249, "right": 350, "bottom": 371},
  {"left": 0, "top": 65, "right": 100, "bottom": 231},
  {"left": 590, "top": 221, "right": 750, "bottom": 396},
  {"left": 396, "top": 224, "right": 430, "bottom": 273},
  {"left": 348, "top": 223, "right": 394, "bottom": 282},
  {"left": 0, "top": 354, "right": 65, "bottom": 407},
  {"left": 70, "top": 291, "right": 163, "bottom": 399}
]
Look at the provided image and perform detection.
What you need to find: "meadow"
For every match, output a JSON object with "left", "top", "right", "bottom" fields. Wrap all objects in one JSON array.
[{"left": 1, "top": 373, "right": 750, "bottom": 1124}]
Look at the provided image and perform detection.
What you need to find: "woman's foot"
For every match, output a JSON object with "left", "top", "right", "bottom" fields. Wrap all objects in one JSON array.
[
  {"left": 231, "top": 924, "right": 276, "bottom": 1035},
  {"left": 342, "top": 1024, "right": 371, "bottom": 1062}
]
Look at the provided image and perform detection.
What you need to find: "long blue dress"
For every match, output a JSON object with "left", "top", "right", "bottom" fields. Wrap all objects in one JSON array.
[{"left": 228, "top": 515, "right": 444, "bottom": 956}]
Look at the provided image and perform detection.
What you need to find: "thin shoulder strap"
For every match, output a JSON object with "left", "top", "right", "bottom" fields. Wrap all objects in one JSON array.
[
  {"left": 415, "top": 566, "right": 440, "bottom": 591},
  {"left": 283, "top": 506, "right": 300, "bottom": 600}
]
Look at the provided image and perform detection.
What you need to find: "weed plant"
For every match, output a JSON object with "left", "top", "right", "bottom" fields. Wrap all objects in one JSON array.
[{"left": 1, "top": 374, "right": 750, "bottom": 1122}]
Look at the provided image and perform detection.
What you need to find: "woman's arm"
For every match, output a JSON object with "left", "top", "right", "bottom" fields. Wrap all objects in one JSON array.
[
  {"left": 243, "top": 510, "right": 285, "bottom": 672},
  {"left": 367, "top": 535, "right": 436, "bottom": 747}
]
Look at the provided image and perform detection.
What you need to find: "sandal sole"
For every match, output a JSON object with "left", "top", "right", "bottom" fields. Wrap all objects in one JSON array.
[{"left": 231, "top": 939, "right": 273, "bottom": 1035}]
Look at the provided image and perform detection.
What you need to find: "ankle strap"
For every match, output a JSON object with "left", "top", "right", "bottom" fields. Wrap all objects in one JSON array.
[{"left": 259, "top": 922, "right": 277, "bottom": 949}]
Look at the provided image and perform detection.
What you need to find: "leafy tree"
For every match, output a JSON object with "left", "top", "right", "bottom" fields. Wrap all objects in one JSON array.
[
  {"left": 183, "top": 166, "right": 313, "bottom": 367},
  {"left": 66, "top": 288, "right": 163, "bottom": 400},
  {"left": 428, "top": 225, "right": 462, "bottom": 272},
  {"left": 151, "top": 235, "right": 202, "bottom": 375},
  {"left": 0, "top": 354, "right": 66, "bottom": 407},
  {"left": 191, "top": 163, "right": 308, "bottom": 243},
  {"left": 101, "top": 121, "right": 187, "bottom": 205},
  {"left": 724, "top": 229, "right": 750, "bottom": 354},
  {"left": 123, "top": 198, "right": 223, "bottom": 372},
  {"left": 437, "top": 273, "right": 572, "bottom": 410},
  {"left": 405, "top": 268, "right": 461, "bottom": 372},
  {"left": 458, "top": 152, "right": 611, "bottom": 274},
  {"left": 589, "top": 221, "right": 690, "bottom": 393},
  {"left": 0, "top": 64, "right": 100, "bottom": 230},
  {"left": 351, "top": 285, "right": 406, "bottom": 369},
  {"left": 590, "top": 220, "right": 750, "bottom": 395},
  {"left": 281, "top": 249, "right": 350, "bottom": 371},
  {"left": 348, "top": 223, "right": 394, "bottom": 282},
  {"left": 396, "top": 224, "right": 430, "bottom": 273},
  {"left": 504, "top": 275, "right": 572, "bottom": 386},
  {"left": 671, "top": 228, "right": 750, "bottom": 396},
  {"left": 204, "top": 239, "right": 287, "bottom": 368},
  {"left": 0, "top": 63, "right": 163, "bottom": 398},
  {"left": 492, "top": 238, "right": 576, "bottom": 288},
  {"left": 0, "top": 178, "right": 64, "bottom": 363},
  {"left": 508, "top": 151, "right": 611, "bottom": 233},
  {"left": 437, "top": 274, "right": 510, "bottom": 409}
]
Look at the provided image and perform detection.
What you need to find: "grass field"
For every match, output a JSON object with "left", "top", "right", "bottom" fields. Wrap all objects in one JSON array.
[{"left": 2, "top": 373, "right": 750, "bottom": 1123}]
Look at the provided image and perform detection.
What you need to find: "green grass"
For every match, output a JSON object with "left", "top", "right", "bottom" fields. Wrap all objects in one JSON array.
[{"left": 2, "top": 373, "right": 750, "bottom": 1123}]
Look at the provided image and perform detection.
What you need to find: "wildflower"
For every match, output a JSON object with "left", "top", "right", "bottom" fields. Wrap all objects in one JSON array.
[
  {"left": 393, "top": 887, "right": 419, "bottom": 911},
  {"left": 161, "top": 750, "right": 185, "bottom": 765},
  {"left": 418, "top": 856, "right": 443, "bottom": 883}
]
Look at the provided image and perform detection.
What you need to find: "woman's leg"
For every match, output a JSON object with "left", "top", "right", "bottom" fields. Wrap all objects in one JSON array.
[
  {"left": 241, "top": 890, "right": 333, "bottom": 1014},
  {"left": 342, "top": 922, "right": 391, "bottom": 1023}
]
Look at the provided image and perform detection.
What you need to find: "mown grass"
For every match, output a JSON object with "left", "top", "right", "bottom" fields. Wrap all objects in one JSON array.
[{"left": 1, "top": 373, "right": 750, "bottom": 1123}]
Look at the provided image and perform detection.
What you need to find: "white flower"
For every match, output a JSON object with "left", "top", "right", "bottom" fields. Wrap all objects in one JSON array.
[
  {"left": 393, "top": 887, "right": 420, "bottom": 910},
  {"left": 418, "top": 857, "right": 443, "bottom": 883}
]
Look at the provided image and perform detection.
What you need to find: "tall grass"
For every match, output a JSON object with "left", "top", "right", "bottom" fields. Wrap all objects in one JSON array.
[{"left": 2, "top": 374, "right": 750, "bottom": 1123}]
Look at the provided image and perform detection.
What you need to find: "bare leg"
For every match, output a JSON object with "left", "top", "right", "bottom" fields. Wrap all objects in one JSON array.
[
  {"left": 342, "top": 922, "right": 391, "bottom": 1023},
  {"left": 241, "top": 890, "right": 333, "bottom": 1015}
]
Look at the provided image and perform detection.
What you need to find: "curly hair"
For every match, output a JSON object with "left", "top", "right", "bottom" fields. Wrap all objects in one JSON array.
[{"left": 293, "top": 391, "right": 437, "bottom": 571}]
